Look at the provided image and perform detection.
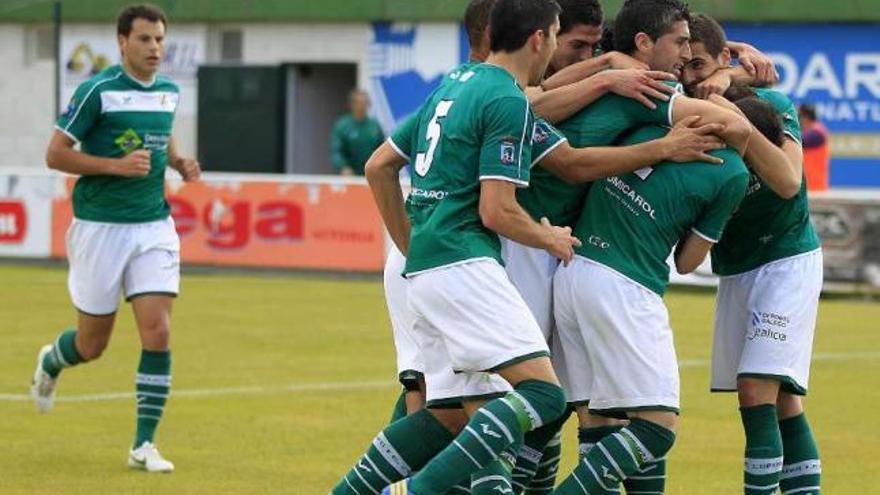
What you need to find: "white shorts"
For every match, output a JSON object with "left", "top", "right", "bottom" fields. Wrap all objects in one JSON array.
[
  {"left": 500, "top": 237, "right": 570, "bottom": 392},
  {"left": 711, "top": 250, "right": 823, "bottom": 395},
  {"left": 67, "top": 217, "right": 180, "bottom": 316},
  {"left": 383, "top": 245, "right": 425, "bottom": 385},
  {"left": 408, "top": 259, "right": 549, "bottom": 405},
  {"left": 554, "top": 257, "right": 680, "bottom": 412},
  {"left": 500, "top": 237, "right": 559, "bottom": 340}
]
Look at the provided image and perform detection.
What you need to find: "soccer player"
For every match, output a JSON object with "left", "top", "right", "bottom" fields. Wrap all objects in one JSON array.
[
  {"left": 331, "top": 90, "right": 386, "bottom": 176},
  {"left": 371, "top": 1, "right": 582, "bottom": 493},
  {"left": 683, "top": 14, "right": 824, "bottom": 495},
  {"left": 30, "top": 4, "right": 199, "bottom": 473}
]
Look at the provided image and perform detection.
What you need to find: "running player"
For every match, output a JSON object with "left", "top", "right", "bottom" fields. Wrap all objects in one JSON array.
[
  {"left": 683, "top": 14, "right": 823, "bottom": 495},
  {"left": 29, "top": 4, "right": 199, "bottom": 473}
]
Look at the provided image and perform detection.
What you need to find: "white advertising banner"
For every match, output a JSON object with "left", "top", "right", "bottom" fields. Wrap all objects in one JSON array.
[
  {"left": 59, "top": 24, "right": 205, "bottom": 117},
  {"left": 0, "top": 174, "right": 54, "bottom": 258}
]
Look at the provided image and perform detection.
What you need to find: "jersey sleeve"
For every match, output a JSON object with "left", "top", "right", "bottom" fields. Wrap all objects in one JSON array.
[
  {"left": 388, "top": 112, "right": 419, "bottom": 161},
  {"left": 606, "top": 80, "right": 681, "bottom": 128},
  {"left": 759, "top": 89, "right": 802, "bottom": 144},
  {"left": 479, "top": 96, "right": 534, "bottom": 186},
  {"left": 530, "top": 119, "right": 567, "bottom": 167},
  {"left": 56, "top": 81, "right": 102, "bottom": 143},
  {"left": 692, "top": 167, "right": 750, "bottom": 243}
]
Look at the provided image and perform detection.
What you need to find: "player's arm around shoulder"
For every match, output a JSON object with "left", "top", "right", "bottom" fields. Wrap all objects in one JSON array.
[{"left": 675, "top": 165, "right": 750, "bottom": 274}]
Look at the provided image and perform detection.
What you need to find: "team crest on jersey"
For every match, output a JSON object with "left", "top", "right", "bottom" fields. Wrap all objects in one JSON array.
[
  {"left": 115, "top": 128, "right": 143, "bottom": 153},
  {"left": 500, "top": 139, "right": 517, "bottom": 165},
  {"left": 532, "top": 124, "right": 549, "bottom": 144},
  {"left": 62, "top": 99, "right": 78, "bottom": 119}
]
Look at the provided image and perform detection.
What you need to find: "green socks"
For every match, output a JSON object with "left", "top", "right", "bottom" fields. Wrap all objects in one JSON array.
[
  {"left": 471, "top": 453, "right": 516, "bottom": 495},
  {"left": 41, "top": 329, "right": 83, "bottom": 378},
  {"left": 577, "top": 424, "right": 670, "bottom": 494},
  {"left": 741, "top": 404, "right": 783, "bottom": 495},
  {"left": 779, "top": 413, "right": 821, "bottom": 494},
  {"left": 526, "top": 432, "right": 563, "bottom": 494},
  {"left": 555, "top": 419, "right": 676, "bottom": 495},
  {"left": 389, "top": 390, "right": 409, "bottom": 424},
  {"left": 512, "top": 407, "right": 572, "bottom": 493},
  {"left": 409, "top": 380, "right": 567, "bottom": 495},
  {"left": 134, "top": 350, "right": 171, "bottom": 448},
  {"left": 332, "top": 409, "right": 455, "bottom": 495}
]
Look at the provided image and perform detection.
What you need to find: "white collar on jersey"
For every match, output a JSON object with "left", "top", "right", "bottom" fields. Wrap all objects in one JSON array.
[{"left": 122, "top": 67, "right": 157, "bottom": 88}]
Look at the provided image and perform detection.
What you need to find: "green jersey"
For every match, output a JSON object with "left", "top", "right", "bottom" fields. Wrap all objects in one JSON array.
[
  {"left": 330, "top": 114, "right": 386, "bottom": 175},
  {"left": 574, "top": 125, "right": 749, "bottom": 296},
  {"left": 518, "top": 89, "right": 680, "bottom": 227},
  {"left": 56, "top": 65, "right": 179, "bottom": 224},
  {"left": 711, "top": 88, "right": 821, "bottom": 276},
  {"left": 389, "top": 63, "right": 534, "bottom": 275}
]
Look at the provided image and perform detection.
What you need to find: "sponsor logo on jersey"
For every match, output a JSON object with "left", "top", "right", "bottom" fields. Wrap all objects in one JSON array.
[
  {"left": 588, "top": 235, "right": 610, "bottom": 249},
  {"left": 605, "top": 176, "right": 657, "bottom": 219},
  {"left": 115, "top": 128, "right": 143, "bottom": 153},
  {"left": 144, "top": 133, "right": 170, "bottom": 151},
  {"left": 410, "top": 187, "right": 448, "bottom": 200}
]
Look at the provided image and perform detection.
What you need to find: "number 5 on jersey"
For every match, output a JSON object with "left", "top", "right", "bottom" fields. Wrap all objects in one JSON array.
[{"left": 415, "top": 100, "right": 454, "bottom": 177}]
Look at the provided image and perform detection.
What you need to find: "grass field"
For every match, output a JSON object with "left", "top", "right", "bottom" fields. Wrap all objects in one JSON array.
[{"left": 1, "top": 263, "right": 878, "bottom": 494}]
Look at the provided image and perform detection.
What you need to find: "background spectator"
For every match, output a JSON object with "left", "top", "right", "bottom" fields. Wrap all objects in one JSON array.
[
  {"left": 799, "top": 103, "right": 831, "bottom": 191},
  {"left": 330, "top": 89, "right": 385, "bottom": 176}
]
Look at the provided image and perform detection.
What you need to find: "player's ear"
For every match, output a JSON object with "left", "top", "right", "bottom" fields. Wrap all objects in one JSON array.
[
  {"left": 719, "top": 46, "right": 732, "bottom": 68},
  {"left": 635, "top": 32, "right": 653, "bottom": 54},
  {"left": 530, "top": 29, "right": 545, "bottom": 54}
]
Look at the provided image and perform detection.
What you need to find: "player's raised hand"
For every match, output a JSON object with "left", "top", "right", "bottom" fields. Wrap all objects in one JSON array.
[
  {"left": 176, "top": 157, "right": 202, "bottom": 182},
  {"left": 600, "top": 69, "right": 677, "bottom": 110},
  {"left": 115, "top": 149, "right": 151, "bottom": 177},
  {"left": 731, "top": 41, "right": 779, "bottom": 86},
  {"left": 693, "top": 68, "right": 734, "bottom": 100},
  {"left": 540, "top": 217, "right": 581, "bottom": 266},
  {"left": 601, "top": 51, "right": 650, "bottom": 71},
  {"left": 665, "top": 116, "right": 726, "bottom": 164}
]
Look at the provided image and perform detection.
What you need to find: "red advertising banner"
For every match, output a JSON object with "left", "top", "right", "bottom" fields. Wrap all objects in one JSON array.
[{"left": 51, "top": 176, "right": 386, "bottom": 272}]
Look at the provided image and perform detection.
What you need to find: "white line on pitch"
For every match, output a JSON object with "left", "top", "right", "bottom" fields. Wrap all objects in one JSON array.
[{"left": 2, "top": 351, "right": 878, "bottom": 403}]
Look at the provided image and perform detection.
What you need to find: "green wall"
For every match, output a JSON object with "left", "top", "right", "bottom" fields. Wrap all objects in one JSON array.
[{"left": 2, "top": 0, "right": 879, "bottom": 23}]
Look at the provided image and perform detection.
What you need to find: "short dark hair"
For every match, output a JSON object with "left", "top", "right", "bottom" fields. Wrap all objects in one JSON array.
[
  {"left": 599, "top": 22, "right": 615, "bottom": 54},
  {"left": 490, "top": 0, "right": 562, "bottom": 53},
  {"left": 117, "top": 4, "right": 167, "bottom": 37},
  {"left": 464, "top": 0, "right": 497, "bottom": 49},
  {"left": 689, "top": 13, "right": 727, "bottom": 58},
  {"left": 613, "top": 0, "right": 690, "bottom": 55},
  {"left": 722, "top": 84, "right": 756, "bottom": 102},
  {"left": 557, "top": 0, "right": 603, "bottom": 35},
  {"left": 799, "top": 103, "right": 817, "bottom": 121},
  {"left": 736, "top": 97, "right": 784, "bottom": 147}
]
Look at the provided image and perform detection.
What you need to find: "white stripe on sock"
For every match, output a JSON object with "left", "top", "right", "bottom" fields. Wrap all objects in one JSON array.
[
  {"left": 453, "top": 439, "right": 483, "bottom": 468},
  {"left": 465, "top": 425, "right": 498, "bottom": 458},
  {"left": 478, "top": 409, "right": 515, "bottom": 444}
]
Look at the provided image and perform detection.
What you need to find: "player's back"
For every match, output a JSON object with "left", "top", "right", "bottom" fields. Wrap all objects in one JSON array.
[
  {"left": 712, "top": 88, "right": 820, "bottom": 276},
  {"left": 573, "top": 125, "right": 749, "bottom": 296},
  {"left": 403, "top": 63, "right": 534, "bottom": 275},
  {"left": 521, "top": 89, "right": 679, "bottom": 228}
]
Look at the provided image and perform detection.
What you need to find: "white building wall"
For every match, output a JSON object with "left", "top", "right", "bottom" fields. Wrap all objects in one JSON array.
[
  {"left": 0, "top": 22, "right": 374, "bottom": 169},
  {"left": 0, "top": 24, "right": 56, "bottom": 169}
]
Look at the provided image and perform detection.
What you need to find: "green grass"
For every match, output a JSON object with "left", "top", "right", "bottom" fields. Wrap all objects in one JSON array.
[{"left": 0, "top": 263, "right": 877, "bottom": 494}]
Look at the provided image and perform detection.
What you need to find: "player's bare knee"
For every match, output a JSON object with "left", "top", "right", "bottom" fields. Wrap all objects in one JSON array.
[
  {"left": 77, "top": 336, "right": 110, "bottom": 361},
  {"left": 630, "top": 410, "right": 678, "bottom": 432},
  {"left": 776, "top": 392, "right": 804, "bottom": 419},
  {"left": 139, "top": 321, "right": 171, "bottom": 349},
  {"left": 429, "top": 408, "right": 468, "bottom": 435},
  {"left": 737, "top": 377, "right": 779, "bottom": 407}
]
